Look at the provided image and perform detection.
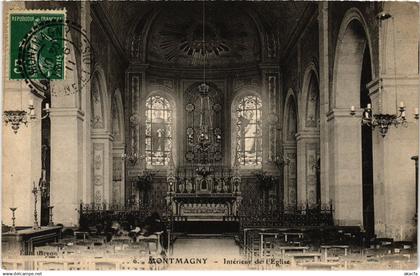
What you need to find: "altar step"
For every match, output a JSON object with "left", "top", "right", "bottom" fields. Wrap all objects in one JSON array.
[{"left": 172, "top": 220, "right": 240, "bottom": 235}]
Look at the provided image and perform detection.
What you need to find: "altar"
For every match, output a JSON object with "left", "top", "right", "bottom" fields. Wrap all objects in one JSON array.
[
  {"left": 171, "top": 193, "right": 239, "bottom": 221},
  {"left": 169, "top": 193, "right": 241, "bottom": 233}
]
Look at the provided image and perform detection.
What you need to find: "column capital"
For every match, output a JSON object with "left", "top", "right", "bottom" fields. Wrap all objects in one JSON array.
[
  {"left": 326, "top": 108, "right": 356, "bottom": 121},
  {"left": 296, "top": 131, "right": 320, "bottom": 141},
  {"left": 112, "top": 143, "right": 125, "bottom": 151},
  {"left": 49, "top": 107, "right": 85, "bottom": 120},
  {"left": 91, "top": 129, "right": 114, "bottom": 141},
  {"left": 283, "top": 142, "right": 297, "bottom": 150}
]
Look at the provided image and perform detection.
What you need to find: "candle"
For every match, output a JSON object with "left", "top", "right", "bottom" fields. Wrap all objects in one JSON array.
[
  {"left": 367, "top": 103, "right": 372, "bottom": 109},
  {"left": 45, "top": 103, "right": 50, "bottom": 110},
  {"left": 11, "top": 174, "right": 14, "bottom": 207},
  {"left": 29, "top": 99, "right": 34, "bottom": 107},
  {"left": 400, "top": 101, "right": 405, "bottom": 108},
  {"left": 350, "top": 106, "right": 355, "bottom": 112},
  {"left": 365, "top": 111, "right": 370, "bottom": 119},
  {"left": 415, "top": 108, "right": 419, "bottom": 115}
]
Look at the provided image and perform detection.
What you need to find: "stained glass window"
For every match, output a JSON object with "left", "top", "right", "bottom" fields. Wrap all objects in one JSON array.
[
  {"left": 145, "top": 95, "right": 173, "bottom": 166},
  {"left": 234, "top": 95, "right": 262, "bottom": 167}
]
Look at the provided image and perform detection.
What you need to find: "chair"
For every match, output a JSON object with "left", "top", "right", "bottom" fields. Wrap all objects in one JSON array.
[
  {"left": 93, "top": 260, "right": 118, "bottom": 270},
  {"left": 36, "top": 260, "right": 66, "bottom": 270},
  {"left": 120, "top": 258, "right": 148, "bottom": 270},
  {"left": 2, "top": 259, "right": 25, "bottom": 270}
]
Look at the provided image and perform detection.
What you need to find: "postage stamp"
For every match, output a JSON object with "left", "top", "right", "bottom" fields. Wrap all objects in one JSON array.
[
  {"left": 8, "top": 9, "right": 94, "bottom": 96},
  {"left": 9, "top": 10, "right": 66, "bottom": 80}
]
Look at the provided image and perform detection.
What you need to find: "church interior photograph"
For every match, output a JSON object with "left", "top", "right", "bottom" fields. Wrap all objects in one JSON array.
[{"left": 1, "top": 0, "right": 419, "bottom": 271}]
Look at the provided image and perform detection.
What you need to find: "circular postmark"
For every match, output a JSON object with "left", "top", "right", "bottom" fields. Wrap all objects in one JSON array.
[{"left": 17, "top": 18, "right": 95, "bottom": 96}]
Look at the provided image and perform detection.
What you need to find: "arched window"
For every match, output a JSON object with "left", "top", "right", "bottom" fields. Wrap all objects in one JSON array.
[
  {"left": 234, "top": 95, "right": 262, "bottom": 167},
  {"left": 145, "top": 95, "right": 173, "bottom": 166}
]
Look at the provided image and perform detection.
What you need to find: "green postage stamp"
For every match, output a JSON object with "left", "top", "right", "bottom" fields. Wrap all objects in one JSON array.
[{"left": 9, "top": 10, "right": 66, "bottom": 80}]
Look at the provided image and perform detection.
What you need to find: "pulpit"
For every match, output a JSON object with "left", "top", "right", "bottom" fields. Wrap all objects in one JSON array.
[{"left": 2, "top": 226, "right": 62, "bottom": 256}]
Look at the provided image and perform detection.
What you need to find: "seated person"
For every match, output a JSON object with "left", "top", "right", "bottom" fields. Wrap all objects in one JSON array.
[
  {"left": 129, "top": 226, "right": 142, "bottom": 241},
  {"left": 136, "top": 212, "right": 168, "bottom": 251},
  {"left": 141, "top": 212, "right": 165, "bottom": 237},
  {"left": 110, "top": 221, "right": 130, "bottom": 242}
]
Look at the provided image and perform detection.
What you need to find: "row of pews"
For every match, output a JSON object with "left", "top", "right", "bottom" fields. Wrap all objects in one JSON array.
[
  {"left": 2, "top": 230, "right": 169, "bottom": 271},
  {"left": 2, "top": 256, "right": 160, "bottom": 271},
  {"left": 236, "top": 226, "right": 417, "bottom": 270}
]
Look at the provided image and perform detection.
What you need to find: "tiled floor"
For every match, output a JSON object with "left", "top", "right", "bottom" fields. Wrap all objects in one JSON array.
[{"left": 167, "top": 236, "right": 248, "bottom": 270}]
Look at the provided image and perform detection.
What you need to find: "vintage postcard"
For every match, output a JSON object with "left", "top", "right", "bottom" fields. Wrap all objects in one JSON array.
[{"left": 1, "top": 0, "right": 418, "bottom": 273}]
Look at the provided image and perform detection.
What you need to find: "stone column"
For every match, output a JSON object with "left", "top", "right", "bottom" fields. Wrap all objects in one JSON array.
[
  {"left": 3, "top": 86, "right": 43, "bottom": 227},
  {"left": 369, "top": 77, "right": 418, "bottom": 240},
  {"left": 80, "top": 1, "right": 93, "bottom": 205},
  {"left": 50, "top": 106, "right": 84, "bottom": 227},
  {"left": 112, "top": 143, "right": 125, "bottom": 205},
  {"left": 327, "top": 108, "right": 363, "bottom": 226},
  {"left": 369, "top": 2, "right": 419, "bottom": 240},
  {"left": 296, "top": 131, "right": 320, "bottom": 207},
  {"left": 318, "top": 2, "right": 330, "bottom": 205},
  {"left": 283, "top": 143, "right": 297, "bottom": 209},
  {"left": 2, "top": 0, "right": 44, "bottom": 228},
  {"left": 91, "top": 131, "right": 113, "bottom": 206}
]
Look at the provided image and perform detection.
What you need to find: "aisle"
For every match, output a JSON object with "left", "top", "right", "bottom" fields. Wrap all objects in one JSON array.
[{"left": 164, "top": 236, "right": 249, "bottom": 270}]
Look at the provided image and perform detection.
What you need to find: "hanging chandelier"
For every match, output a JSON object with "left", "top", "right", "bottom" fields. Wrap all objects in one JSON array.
[
  {"left": 350, "top": 12, "right": 419, "bottom": 137},
  {"left": 191, "top": 1, "right": 222, "bottom": 155},
  {"left": 3, "top": 100, "right": 50, "bottom": 134},
  {"left": 350, "top": 102, "right": 410, "bottom": 137},
  {"left": 166, "top": 1, "right": 241, "bottom": 199}
]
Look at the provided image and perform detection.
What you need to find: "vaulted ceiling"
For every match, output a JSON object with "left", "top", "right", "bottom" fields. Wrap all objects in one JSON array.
[{"left": 94, "top": 1, "right": 316, "bottom": 65}]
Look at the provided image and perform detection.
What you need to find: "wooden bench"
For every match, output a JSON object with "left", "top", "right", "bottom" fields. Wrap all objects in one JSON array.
[
  {"left": 275, "top": 246, "right": 309, "bottom": 259},
  {"left": 298, "top": 261, "right": 341, "bottom": 270},
  {"left": 320, "top": 245, "right": 349, "bottom": 261}
]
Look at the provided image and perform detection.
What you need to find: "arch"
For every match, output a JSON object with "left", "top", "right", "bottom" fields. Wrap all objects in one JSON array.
[
  {"left": 232, "top": 85, "right": 261, "bottom": 104},
  {"left": 231, "top": 90, "right": 263, "bottom": 168},
  {"left": 283, "top": 89, "right": 298, "bottom": 142},
  {"left": 91, "top": 66, "right": 110, "bottom": 131},
  {"left": 128, "top": 6, "right": 267, "bottom": 65},
  {"left": 111, "top": 88, "right": 125, "bottom": 206},
  {"left": 127, "top": 9, "right": 160, "bottom": 62},
  {"left": 301, "top": 62, "right": 320, "bottom": 129},
  {"left": 141, "top": 5, "right": 262, "bottom": 67},
  {"left": 332, "top": 8, "right": 375, "bottom": 109},
  {"left": 328, "top": 7, "right": 375, "bottom": 228},
  {"left": 298, "top": 66, "right": 321, "bottom": 208},
  {"left": 111, "top": 88, "right": 125, "bottom": 143},
  {"left": 146, "top": 86, "right": 177, "bottom": 105},
  {"left": 283, "top": 89, "right": 298, "bottom": 209},
  {"left": 241, "top": 8, "right": 268, "bottom": 59}
]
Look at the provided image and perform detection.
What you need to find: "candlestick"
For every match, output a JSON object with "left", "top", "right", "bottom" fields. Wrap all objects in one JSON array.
[
  {"left": 9, "top": 207, "right": 17, "bottom": 233},
  {"left": 48, "top": 206, "right": 54, "bottom": 226},
  {"left": 32, "top": 182, "right": 40, "bottom": 229}
]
